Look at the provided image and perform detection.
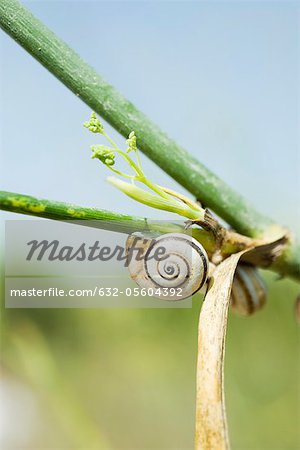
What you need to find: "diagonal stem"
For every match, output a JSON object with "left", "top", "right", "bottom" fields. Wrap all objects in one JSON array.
[
  {"left": 0, "top": 0, "right": 271, "bottom": 236},
  {"left": 0, "top": 0, "right": 299, "bottom": 281}
]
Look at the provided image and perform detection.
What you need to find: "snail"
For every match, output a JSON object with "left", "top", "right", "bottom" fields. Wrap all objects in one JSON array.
[
  {"left": 126, "top": 232, "right": 209, "bottom": 301},
  {"left": 230, "top": 263, "right": 267, "bottom": 316}
]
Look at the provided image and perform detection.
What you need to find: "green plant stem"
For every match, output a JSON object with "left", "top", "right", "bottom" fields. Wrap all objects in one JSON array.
[
  {"left": 1, "top": 191, "right": 299, "bottom": 281},
  {"left": 0, "top": 0, "right": 299, "bottom": 281},
  {"left": 0, "top": 0, "right": 273, "bottom": 237},
  {"left": 0, "top": 190, "right": 214, "bottom": 251}
]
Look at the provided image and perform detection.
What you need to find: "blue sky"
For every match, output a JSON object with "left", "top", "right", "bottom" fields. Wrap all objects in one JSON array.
[{"left": 1, "top": 0, "right": 299, "bottom": 234}]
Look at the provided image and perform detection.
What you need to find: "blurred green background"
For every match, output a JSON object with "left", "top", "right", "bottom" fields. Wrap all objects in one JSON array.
[
  {"left": 1, "top": 0, "right": 299, "bottom": 448},
  {"left": 1, "top": 270, "right": 299, "bottom": 449}
]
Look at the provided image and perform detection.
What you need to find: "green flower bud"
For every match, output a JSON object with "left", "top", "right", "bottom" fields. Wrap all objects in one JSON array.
[
  {"left": 107, "top": 177, "right": 203, "bottom": 220},
  {"left": 84, "top": 112, "right": 104, "bottom": 134},
  {"left": 91, "top": 145, "right": 115, "bottom": 166},
  {"left": 126, "top": 131, "right": 137, "bottom": 152}
]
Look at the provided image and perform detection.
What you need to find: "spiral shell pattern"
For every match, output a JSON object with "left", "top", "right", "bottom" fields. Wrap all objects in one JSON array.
[
  {"left": 126, "top": 233, "right": 209, "bottom": 301},
  {"left": 230, "top": 263, "right": 267, "bottom": 315}
]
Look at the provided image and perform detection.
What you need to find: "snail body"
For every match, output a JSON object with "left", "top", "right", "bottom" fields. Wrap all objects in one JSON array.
[
  {"left": 126, "top": 233, "right": 209, "bottom": 301},
  {"left": 230, "top": 264, "right": 267, "bottom": 315}
]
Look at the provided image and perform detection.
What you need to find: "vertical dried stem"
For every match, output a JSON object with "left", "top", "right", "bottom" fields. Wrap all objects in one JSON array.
[
  {"left": 195, "top": 233, "right": 286, "bottom": 449},
  {"left": 195, "top": 252, "right": 245, "bottom": 450}
]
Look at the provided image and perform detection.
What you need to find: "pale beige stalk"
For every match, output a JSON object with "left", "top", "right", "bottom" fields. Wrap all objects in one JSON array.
[
  {"left": 195, "top": 252, "right": 244, "bottom": 450},
  {"left": 195, "top": 233, "right": 287, "bottom": 450}
]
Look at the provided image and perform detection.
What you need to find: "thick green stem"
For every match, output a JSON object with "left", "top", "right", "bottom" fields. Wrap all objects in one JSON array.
[
  {"left": 0, "top": 0, "right": 299, "bottom": 281},
  {"left": 0, "top": 0, "right": 272, "bottom": 237}
]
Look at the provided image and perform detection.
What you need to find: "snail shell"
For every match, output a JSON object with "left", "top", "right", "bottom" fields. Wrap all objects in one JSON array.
[
  {"left": 230, "top": 263, "right": 267, "bottom": 315},
  {"left": 126, "top": 233, "right": 209, "bottom": 301}
]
